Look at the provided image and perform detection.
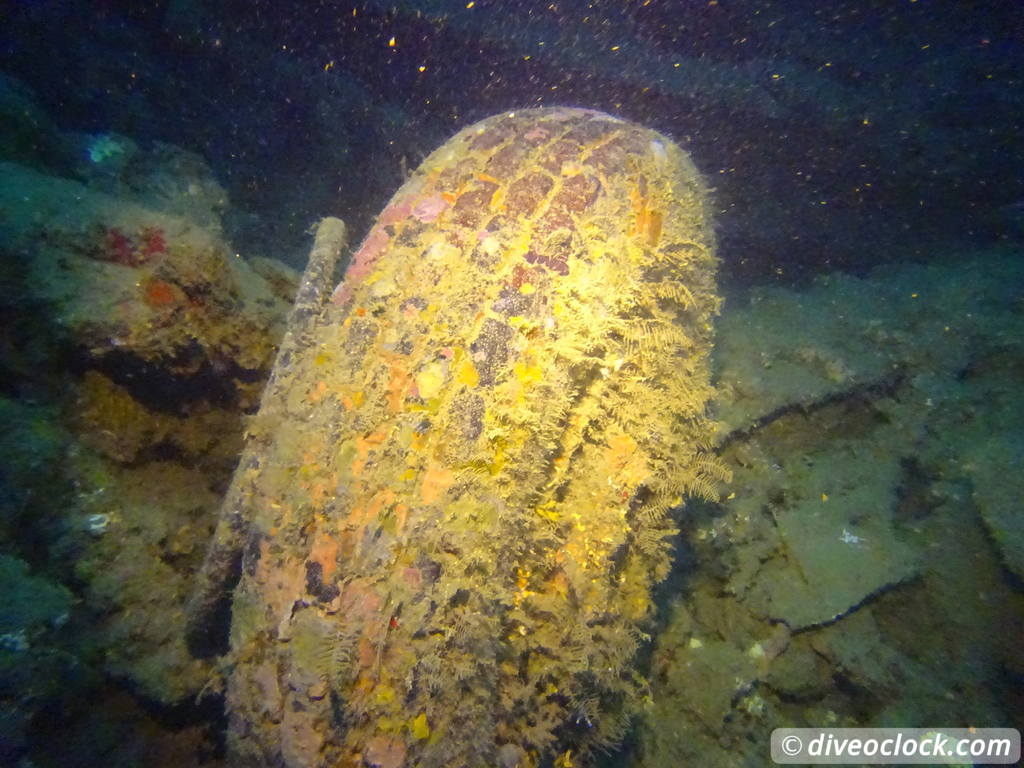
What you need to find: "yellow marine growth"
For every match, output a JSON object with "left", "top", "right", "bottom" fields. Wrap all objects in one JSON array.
[{"left": 192, "top": 107, "right": 724, "bottom": 767}]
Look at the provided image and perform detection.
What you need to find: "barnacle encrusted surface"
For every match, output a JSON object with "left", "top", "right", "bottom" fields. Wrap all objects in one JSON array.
[{"left": 223, "top": 107, "right": 724, "bottom": 767}]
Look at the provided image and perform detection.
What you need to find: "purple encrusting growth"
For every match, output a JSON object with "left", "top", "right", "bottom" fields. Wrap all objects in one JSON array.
[{"left": 411, "top": 192, "right": 448, "bottom": 222}]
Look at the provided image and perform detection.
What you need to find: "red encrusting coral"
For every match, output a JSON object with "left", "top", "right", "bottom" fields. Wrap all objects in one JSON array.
[
  {"left": 102, "top": 227, "right": 137, "bottom": 265},
  {"left": 96, "top": 225, "right": 169, "bottom": 266},
  {"left": 139, "top": 227, "right": 168, "bottom": 259}
]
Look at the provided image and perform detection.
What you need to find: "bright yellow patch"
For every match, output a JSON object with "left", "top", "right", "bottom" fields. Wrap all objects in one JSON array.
[
  {"left": 416, "top": 361, "right": 446, "bottom": 400},
  {"left": 456, "top": 356, "right": 479, "bottom": 387},
  {"left": 513, "top": 360, "right": 543, "bottom": 386},
  {"left": 411, "top": 712, "right": 430, "bottom": 740},
  {"left": 535, "top": 500, "right": 560, "bottom": 522},
  {"left": 516, "top": 567, "right": 530, "bottom": 590}
]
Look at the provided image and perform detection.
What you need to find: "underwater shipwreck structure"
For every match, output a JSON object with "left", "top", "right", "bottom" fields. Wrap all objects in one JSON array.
[{"left": 187, "top": 107, "right": 727, "bottom": 767}]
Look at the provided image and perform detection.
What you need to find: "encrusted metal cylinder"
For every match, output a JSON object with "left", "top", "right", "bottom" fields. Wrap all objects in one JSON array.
[{"left": 217, "top": 107, "right": 723, "bottom": 768}]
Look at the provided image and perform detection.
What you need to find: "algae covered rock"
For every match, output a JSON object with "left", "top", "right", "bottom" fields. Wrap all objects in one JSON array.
[
  {"left": 628, "top": 250, "right": 1024, "bottom": 767},
  {"left": 0, "top": 145, "right": 298, "bottom": 715},
  {"left": 195, "top": 107, "right": 724, "bottom": 767}
]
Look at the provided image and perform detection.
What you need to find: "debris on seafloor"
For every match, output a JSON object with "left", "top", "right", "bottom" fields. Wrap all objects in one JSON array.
[{"left": 188, "top": 107, "right": 727, "bottom": 768}]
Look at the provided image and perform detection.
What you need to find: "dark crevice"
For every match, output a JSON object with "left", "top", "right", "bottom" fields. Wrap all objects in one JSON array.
[
  {"left": 717, "top": 368, "right": 907, "bottom": 449},
  {"left": 72, "top": 344, "right": 264, "bottom": 415},
  {"left": 185, "top": 545, "right": 242, "bottom": 660},
  {"left": 27, "top": 679, "right": 227, "bottom": 765}
]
